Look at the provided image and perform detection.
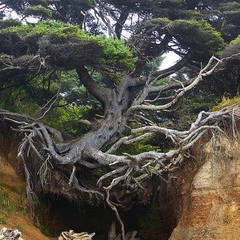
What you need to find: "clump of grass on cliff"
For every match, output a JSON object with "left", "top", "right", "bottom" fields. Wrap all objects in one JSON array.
[
  {"left": 212, "top": 95, "right": 240, "bottom": 111},
  {"left": 0, "top": 184, "right": 15, "bottom": 213}
]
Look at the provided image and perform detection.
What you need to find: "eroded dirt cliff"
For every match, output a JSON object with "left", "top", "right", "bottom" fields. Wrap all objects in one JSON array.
[
  {"left": 0, "top": 156, "right": 51, "bottom": 240},
  {"left": 170, "top": 134, "right": 240, "bottom": 240}
]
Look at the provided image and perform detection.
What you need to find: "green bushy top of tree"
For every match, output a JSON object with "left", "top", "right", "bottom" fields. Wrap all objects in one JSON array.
[{"left": 0, "top": 21, "right": 136, "bottom": 71}]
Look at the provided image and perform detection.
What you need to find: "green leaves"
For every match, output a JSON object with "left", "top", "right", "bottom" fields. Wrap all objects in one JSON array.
[
  {"left": 0, "top": 21, "right": 135, "bottom": 72},
  {"left": 167, "top": 20, "right": 225, "bottom": 59},
  {"left": 96, "top": 37, "right": 137, "bottom": 71},
  {"left": 230, "top": 35, "right": 240, "bottom": 45},
  {"left": 221, "top": 35, "right": 240, "bottom": 61},
  {"left": 24, "top": 5, "right": 52, "bottom": 19},
  {"left": 0, "top": 19, "right": 22, "bottom": 30},
  {"left": 134, "top": 17, "right": 224, "bottom": 62},
  {"left": 46, "top": 100, "right": 90, "bottom": 136},
  {"left": 0, "top": 21, "right": 86, "bottom": 39}
]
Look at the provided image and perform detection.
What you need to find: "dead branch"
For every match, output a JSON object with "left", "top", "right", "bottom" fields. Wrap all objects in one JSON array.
[
  {"left": 106, "top": 189, "right": 126, "bottom": 240},
  {"left": 128, "top": 56, "right": 222, "bottom": 112}
]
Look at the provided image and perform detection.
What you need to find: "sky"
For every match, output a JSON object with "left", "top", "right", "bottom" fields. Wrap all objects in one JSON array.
[{"left": 159, "top": 52, "right": 181, "bottom": 70}]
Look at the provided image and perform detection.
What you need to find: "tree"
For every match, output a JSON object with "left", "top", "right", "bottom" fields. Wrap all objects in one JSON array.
[{"left": 0, "top": 0, "right": 240, "bottom": 238}]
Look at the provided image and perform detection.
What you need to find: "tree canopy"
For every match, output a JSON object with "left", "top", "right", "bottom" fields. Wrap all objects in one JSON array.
[{"left": 0, "top": 0, "right": 240, "bottom": 238}]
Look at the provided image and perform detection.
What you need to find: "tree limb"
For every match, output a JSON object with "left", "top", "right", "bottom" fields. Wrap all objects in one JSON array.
[
  {"left": 76, "top": 65, "right": 111, "bottom": 107},
  {"left": 128, "top": 56, "right": 221, "bottom": 112}
]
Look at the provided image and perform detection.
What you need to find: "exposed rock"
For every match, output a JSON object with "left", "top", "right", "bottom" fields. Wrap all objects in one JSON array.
[{"left": 170, "top": 135, "right": 240, "bottom": 240}]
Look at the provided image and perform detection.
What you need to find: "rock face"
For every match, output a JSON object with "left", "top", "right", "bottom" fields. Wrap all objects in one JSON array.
[{"left": 170, "top": 135, "right": 240, "bottom": 240}]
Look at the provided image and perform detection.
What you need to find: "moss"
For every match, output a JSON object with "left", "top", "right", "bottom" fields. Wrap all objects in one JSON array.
[{"left": 115, "top": 139, "right": 159, "bottom": 156}]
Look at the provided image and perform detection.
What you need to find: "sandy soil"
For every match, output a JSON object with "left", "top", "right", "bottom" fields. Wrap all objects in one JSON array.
[{"left": 0, "top": 155, "right": 54, "bottom": 240}]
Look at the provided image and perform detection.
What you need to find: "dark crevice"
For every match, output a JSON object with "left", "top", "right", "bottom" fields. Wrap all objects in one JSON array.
[{"left": 36, "top": 187, "right": 179, "bottom": 240}]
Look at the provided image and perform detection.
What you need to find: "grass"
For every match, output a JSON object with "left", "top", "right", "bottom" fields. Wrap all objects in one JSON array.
[
  {"left": 0, "top": 217, "right": 6, "bottom": 224},
  {"left": 212, "top": 95, "right": 240, "bottom": 111},
  {"left": 0, "top": 185, "right": 15, "bottom": 213}
]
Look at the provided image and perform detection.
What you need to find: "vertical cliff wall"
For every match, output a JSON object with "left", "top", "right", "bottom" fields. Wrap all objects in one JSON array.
[{"left": 170, "top": 133, "right": 240, "bottom": 240}]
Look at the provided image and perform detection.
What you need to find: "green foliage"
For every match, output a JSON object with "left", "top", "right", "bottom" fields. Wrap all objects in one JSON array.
[
  {"left": 1, "top": 0, "right": 93, "bottom": 23},
  {"left": 0, "top": 185, "right": 15, "bottom": 213},
  {"left": 212, "top": 95, "right": 240, "bottom": 111},
  {"left": 59, "top": 70, "right": 79, "bottom": 90},
  {"left": 175, "top": 10, "right": 203, "bottom": 20},
  {"left": 24, "top": 5, "right": 52, "bottom": 19},
  {"left": 135, "top": 17, "right": 225, "bottom": 62},
  {"left": 154, "top": 17, "right": 171, "bottom": 25},
  {"left": 0, "top": 67, "right": 99, "bottom": 136},
  {"left": 141, "top": 18, "right": 170, "bottom": 35},
  {"left": 224, "top": 10, "right": 240, "bottom": 25},
  {"left": 145, "top": 55, "right": 165, "bottom": 76},
  {"left": 115, "top": 136, "right": 159, "bottom": 155},
  {"left": 0, "top": 21, "right": 136, "bottom": 72},
  {"left": 219, "top": 2, "right": 240, "bottom": 11},
  {"left": 221, "top": 37, "right": 240, "bottom": 77},
  {"left": 96, "top": 37, "right": 137, "bottom": 71},
  {"left": 0, "top": 218, "right": 6, "bottom": 224},
  {"left": 175, "top": 90, "right": 220, "bottom": 130},
  {"left": 183, "top": 92, "right": 217, "bottom": 114},
  {"left": 168, "top": 20, "right": 225, "bottom": 57},
  {"left": 0, "top": 19, "right": 22, "bottom": 30},
  {"left": 46, "top": 101, "right": 91, "bottom": 136},
  {"left": 0, "top": 75, "right": 57, "bottom": 115},
  {"left": 182, "top": 10, "right": 202, "bottom": 17},
  {"left": 20, "top": 207, "right": 28, "bottom": 215},
  {"left": 0, "top": 21, "right": 86, "bottom": 39},
  {"left": 230, "top": 35, "right": 240, "bottom": 45},
  {"left": 84, "top": 0, "right": 94, "bottom": 5}
]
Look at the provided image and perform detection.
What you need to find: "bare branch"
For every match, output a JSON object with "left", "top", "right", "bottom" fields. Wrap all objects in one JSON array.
[
  {"left": 107, "top": 132, "right": 153, "bottom": 154},
  {"left": 94, "top": 0, "right": 118, "bottom": 39},
  {"left": 128, "top": 56, "right": 222, "bottom": 112},
  {"left": 106, "top": 189, "right": 126, "bottom": 240},
  {"left": 76, "top": 65, "right": 111, "bottom": 107}
]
